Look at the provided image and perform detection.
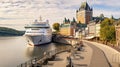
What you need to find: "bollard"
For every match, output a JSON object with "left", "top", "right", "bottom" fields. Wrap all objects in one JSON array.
[
  {"left": 21, "top": 64, "right": 22, "bottom": 67},
  {"left": 25, "top": 62, "right": 27, "bottom": 67}
]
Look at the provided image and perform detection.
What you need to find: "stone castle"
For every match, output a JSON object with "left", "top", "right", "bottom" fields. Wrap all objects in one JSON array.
[{"left": 76, "top": 2, "right": 93, "bottom": 24}]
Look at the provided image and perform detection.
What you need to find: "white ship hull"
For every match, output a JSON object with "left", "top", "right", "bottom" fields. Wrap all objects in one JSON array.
[
  {"left": 24, "top": 17, "right": 52, "bottom": 46},
  {"left": 25, "top": 35, "right": 52, "bottom": 46}
]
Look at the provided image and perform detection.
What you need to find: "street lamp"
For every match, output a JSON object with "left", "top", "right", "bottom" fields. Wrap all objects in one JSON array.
[{"left": 79, "top": 29, "right": 82, "bottom": 42}]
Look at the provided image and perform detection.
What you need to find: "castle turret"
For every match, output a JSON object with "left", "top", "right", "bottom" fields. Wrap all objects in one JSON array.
[{"left": 76, "top": 2, "right": 93, "bottom": 24}]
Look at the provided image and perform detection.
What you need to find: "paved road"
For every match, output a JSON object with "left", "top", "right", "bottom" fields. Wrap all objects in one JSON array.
[{"left": 84, "top": 41, "right": 110, "bottom": 67}]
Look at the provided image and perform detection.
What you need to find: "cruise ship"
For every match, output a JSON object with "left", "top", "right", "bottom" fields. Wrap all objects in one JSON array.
[{"left": 24, "top": 18, "right": 52, "bottom": 46}]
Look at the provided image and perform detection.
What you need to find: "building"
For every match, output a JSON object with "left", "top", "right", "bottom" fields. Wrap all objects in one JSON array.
[
  {"left": 76, "top": 23, "right": 87, "bottom": 37},
  {"left": 76, "top": 2, "right": 93, "bottom": 24},
  {"left": 96, "top": 23, "right": 100, "bottom": 37},
  {"left": 87, "top": 21, "right": 96, "bottom": 36},
  {"left": 86, "top": 21, "right": 101, "bottom": 39},
  {"left": 60, "top": 23, "right": 75, "bottom": 36}
]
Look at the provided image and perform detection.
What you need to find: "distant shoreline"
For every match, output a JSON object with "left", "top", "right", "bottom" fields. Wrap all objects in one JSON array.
[{"left": 0, "top": 27, "right": 25, "bottom": 36}]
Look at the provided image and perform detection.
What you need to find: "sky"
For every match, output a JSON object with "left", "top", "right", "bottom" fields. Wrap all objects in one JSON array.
[{"left": 0, "top": 0, "right": 120, "bottom": 30}]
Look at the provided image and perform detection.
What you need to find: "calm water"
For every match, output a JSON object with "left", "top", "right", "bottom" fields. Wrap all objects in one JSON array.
[{"left": 0, "top": 36, "right": 70, "bottom": 67}]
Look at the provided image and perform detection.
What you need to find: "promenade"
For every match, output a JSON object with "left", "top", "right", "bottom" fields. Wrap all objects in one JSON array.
[
  {"left": 40, "top": 40, "right": 111, "bottom": 67},
  {"left": 42, "top": 52, "right": 71, "bottom": 67},
  {"left": 84, "top": 41, "right": 110, "bottom": 67},
  {"left": 17, "top": 40, "right": 118, "bottom": 67},
  {"left": 84, "top": 40, "right": 120, "bottom": 67},
  {"left": 71, "top": 42, "right": 92, "bottom": 67},
  {"left": 42, "top": 42, "right": 93, "bottom": 67}
]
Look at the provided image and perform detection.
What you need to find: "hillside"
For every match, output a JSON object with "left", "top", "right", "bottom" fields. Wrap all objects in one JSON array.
[{"left": 0, "top": 27, "right": 25, "bottom": 36}]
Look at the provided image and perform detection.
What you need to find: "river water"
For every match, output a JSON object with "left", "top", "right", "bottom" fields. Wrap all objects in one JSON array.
[{"left": 0, "top": 36, "right": 70, "bottom": 67}]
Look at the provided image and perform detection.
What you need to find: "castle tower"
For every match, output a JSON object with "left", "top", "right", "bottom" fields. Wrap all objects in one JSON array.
[{"left": 76, "top": 2, "right": 93, "bottom": 24}]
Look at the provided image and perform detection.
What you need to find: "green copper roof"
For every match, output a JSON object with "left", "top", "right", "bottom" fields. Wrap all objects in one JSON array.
[
  {"left": 60, "top": 24, "right": 71, "bottom": 28},
  {"left": 77, "top": 23, "right": 87, "bottom": 28},
  {"left": 79, "top": 2, "right": 92, "bottom": 11}
]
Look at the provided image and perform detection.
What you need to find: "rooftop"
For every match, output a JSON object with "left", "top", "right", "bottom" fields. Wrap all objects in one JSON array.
[{"left": 77, "top": 2, "right": 92, "bottom": 12}]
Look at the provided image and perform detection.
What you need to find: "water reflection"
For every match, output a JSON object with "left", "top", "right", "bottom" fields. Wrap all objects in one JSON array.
[
  {"left": 26, "top": 46, "right": 45, "bottom": 59},
  {"left": 25, "top": 43, "right": 57, "bottom": 59},
  {"left": 0, "top": 36, "right": 71, "bottom": 67}
]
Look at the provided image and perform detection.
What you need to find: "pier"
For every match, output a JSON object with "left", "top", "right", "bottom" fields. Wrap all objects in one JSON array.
[{"left": 52, "top": 34, "right": 79, "bottom": 46}]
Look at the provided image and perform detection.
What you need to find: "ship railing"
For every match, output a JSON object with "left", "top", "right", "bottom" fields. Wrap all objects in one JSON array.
[{"left": 17, "top": 46, "right": 72, "bottom": 67}]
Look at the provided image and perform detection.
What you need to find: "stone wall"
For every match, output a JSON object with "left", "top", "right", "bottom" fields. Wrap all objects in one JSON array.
[{"left": 52, "top": 34, "right": 78, "bottom": 46}]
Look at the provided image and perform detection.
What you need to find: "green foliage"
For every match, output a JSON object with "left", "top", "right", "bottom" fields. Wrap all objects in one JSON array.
[
  {"left": 52, "top": 23, "right": 60, "bottom": 32},
  {"left": 100, "top": 18, "right": 116, "bottom": 43},
  {"left": 100, "top": 18, "right": 111, "bottom": 27},
  {"left": 0, "top": 27, "right": 24, "bottom": 36},
  {"left": 116, "top": 20, "right": 120, "bottom": 25}
]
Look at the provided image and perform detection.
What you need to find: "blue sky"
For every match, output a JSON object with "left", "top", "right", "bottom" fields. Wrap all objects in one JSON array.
[{"left": 0, "top": 0, "right": 120, "bottom": 27}]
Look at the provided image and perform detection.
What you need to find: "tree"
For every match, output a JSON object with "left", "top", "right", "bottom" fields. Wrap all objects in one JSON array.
[
  {"left": 52, "top": 23, "right": 60, "bottom": 32},
  {"left": 100, "top": 18, "right": 116, "bottom": 44}
]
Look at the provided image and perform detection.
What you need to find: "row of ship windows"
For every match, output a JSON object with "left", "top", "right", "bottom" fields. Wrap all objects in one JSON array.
[
  {"left": 31, "top": 28, "right": 49, "bottom": 30},
  {"left": 26, "top": 31, "right": 44, "bottom": 33},
  {"left": 26, "top": 31, "right": 50, "bottom": 33}
]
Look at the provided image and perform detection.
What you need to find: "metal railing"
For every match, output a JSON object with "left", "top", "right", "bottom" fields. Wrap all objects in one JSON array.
[{"left": 17, "top": 46, "right": 72, "bottom": 67}]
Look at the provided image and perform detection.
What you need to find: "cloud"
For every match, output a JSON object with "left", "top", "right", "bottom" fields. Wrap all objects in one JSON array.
[
  {"left": 93, "top": 9, "right": 120, "bottom": 18},
  {"left": 0, "top": 0, "right": 120, "bottom": 28},
  {"left": 0, "top": 0, "right": 77, "bottom": 21}
]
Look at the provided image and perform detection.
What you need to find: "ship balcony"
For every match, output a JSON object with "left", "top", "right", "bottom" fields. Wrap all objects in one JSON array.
[{"left": 24, "top": 32, "right": 43, "bottom": 36}]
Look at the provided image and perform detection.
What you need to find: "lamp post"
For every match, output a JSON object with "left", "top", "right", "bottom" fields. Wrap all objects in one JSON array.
[
  {"left": 79, "top": 29, "right": 82, "bottom": 42},
  {"left": 95, "top": 22, "right": 97, "bottom": 42}
]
